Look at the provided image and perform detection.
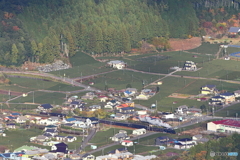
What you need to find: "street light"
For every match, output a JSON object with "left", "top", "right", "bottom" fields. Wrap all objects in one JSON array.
[{"left": 212, "top": 107, "right": 214, "bottom": 117}]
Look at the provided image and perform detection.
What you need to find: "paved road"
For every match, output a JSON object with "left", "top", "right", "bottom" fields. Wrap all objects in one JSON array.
[
  {"left": 76, "top": 128, "right": 97, "bottom": 154},
  {"left": 124, "top": 68, "right": 240, "bottom": 85},
  {"left": 72, "top": 70, "right": 116, "bottom": 80},
  {"left": 84, "top": 131, "right": 158, "bottom": 155}
]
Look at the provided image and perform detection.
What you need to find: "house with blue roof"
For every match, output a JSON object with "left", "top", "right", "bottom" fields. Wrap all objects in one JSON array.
[
  {"left": 118, "top": 107, "right": 135, "bottom": 115},
  {"left": 51, "top": 142, "right": 68, "bottom": 155},
  {"left": 219, "top": 92, "right": 235, "bottom": 104},
  {"left": 65, "top": 118, "right": 77, "bottom": 123},
  {"left": 38, "top": 104, "right": 53, "bottom": 112},
  {"left": 70, "top": 101, "right": 82, "bottom": 108},
  {"left": 0, "top": 152, "right": 25, "bottom": 160},
  {"left": 4, "top": 116, "right": 16, "bottom": 122},
  {"left": 201, "top": 85, "right": 218, "bottom": 95},
  {"left": 209, "top": 96, "right": 225, "bottom": 105},
  {"left": 228, "top": 27, "right": 240, "bottom": 37},
  {"left": 45, "top": 128, "right": 58, "bottom": 137},
  {"left": 10, "top": 113, "right": 21, "bottom": 117},
  {"left": 124, "top": 90, "right": 132, "bottom": 97}
]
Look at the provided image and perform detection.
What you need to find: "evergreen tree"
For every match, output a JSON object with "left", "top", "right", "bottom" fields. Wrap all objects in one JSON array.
[
  {"left": 30, "top": 40, "right": 38, "bottom": 62},
  {"left": 11, "top": 43, "right": 19, "bottom": 64}
]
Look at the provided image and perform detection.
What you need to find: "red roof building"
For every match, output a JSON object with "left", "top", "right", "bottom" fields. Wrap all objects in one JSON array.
[{"left": 207, "top": 119, "right": 240, "bottom": 133}]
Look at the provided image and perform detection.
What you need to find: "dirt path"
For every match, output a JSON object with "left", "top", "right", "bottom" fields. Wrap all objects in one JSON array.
[{"left": 0, "top": 89, "right": 22, "bottom": 96}]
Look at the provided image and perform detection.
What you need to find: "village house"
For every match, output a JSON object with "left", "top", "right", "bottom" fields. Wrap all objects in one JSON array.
[
  {"left": 207, "top": 119, "right": 240, "bottom": 133},
  {"left": 10, "top": 112, "right": 21, "bottom": 117},
  {"left": 51, "top": 142, "right": 68, "bottom": 157},
  {"left": 98, "top": 96, "right": 108, "bottom": 102},
  {"left": 200, "top": 85, "right": 218, "bottom": 95},
  {"left": 15, "top": 116, "right": 28, "bottom": 124},
  {"left": 121, "top": 140, "right": 133, "bottom": 147},
  {"left": 192, "top": 134, "right": 202, "bottom": 141},
  {"left": 118, "top": 107, "right": 135, "bottom": 114},
  {"left": 6, "top": 123, "right": 16, "bottom": 129},
  {"left": 38, "top": 117, "right": 61, "bottom": 126},
  {"left": 81, "top": 92, "right": 97, "bottom": 100},
  {"left": 55, "top": 136, "right": 77, "bottom": 142},
  {"left": 38, "top": 104, "right": 53, "bottom": 112},
  {"left": 88, "top": 105, "right": 101, "bottom": 111},
  {"left": 0, "top": 152, "right": 25, "bottom": 160},
  {"left": 124, "top": 88, "right": 138, "bottom": 97},
  {"left": 107, "top": 100, "right": 121, "bottom": 106},
  {"left": 132, "top": 128, "right": 146, "bottom": 135},
  {"left": 114, "top": 113, "right": 129, "bottom": 120},
  {"left": 44, "top": 125, "right": 58, "bottom": 131},
  {"left": 73, "top": 120, "right": 89, "bottom": 128},
  {"left": 228, "top": 27, "right": 240, "bottom": 37},
  {"left": 219, "top": 92, "right": 235, "bottom": 104},
  {"left": 110, "top": 131, "right": 130, "bottom": 142},
  {"left": 108, "top": 148, "right": 128, "bottom": 155},
  {"left": 115, "top": 103, "right": 129, "bottom": 110},
  {"left": 191, "top": 134, "right": 209, "bottom": 143},
  {"left": 82, "top": 153, "right": 95, "bottom": 160},
  {"left": 0, "top": 123, "right": 5, "bottom": 133},
  {"left": 186, "top": 108, "right": 202, "bottom": 114},
  {"left": 234, "top": 90, "right": 240, "bottom": 98},
  {"left": 69, "top": 101, "right": 82, "bottom": 109},
  {"left": 135, "top": 94, "right": 149, "bottom": 100},
  {"left": 34, "top": 135, "right": 49, "bottom": 142},
  {"left": 44, "top": 128, "right": 58, "bottom": 137},
  {"left": 136, "top": 110, "right": 147, "bottom": 115},
  {"left": 96, "top": 152, "right": 133, "bottom": 160},
  {"left": 107, "top": 60, "right": 126, "bottom": 70},
  {"left": 182, "top": 61, "right": 197, "bottom": 71},
  {"left": 69, "top": 153, "right": 81, "bottom": 160},
  {"left": 209, "top": 96, "right": 225, "bottom": 105},
  {"left": 64, "top": 117, "right": 77, "bottom": 123},
  {"left": 176, "top": 105, "right": 188, "bottom": 114},
  {"left": 23, "top": 149, "right": 50, "bottom": 159},
  {"left": 174, "top": 138, "right": 196, "bottom": 149},
  {"left": 67, "top": 96, "right": 78, "bottom": 103},
  {"left": 155, "top": 136, "right": 174, "bottom": 146},
  {"left": 4, "top": 116, "right": 17, "bottom": 122}
]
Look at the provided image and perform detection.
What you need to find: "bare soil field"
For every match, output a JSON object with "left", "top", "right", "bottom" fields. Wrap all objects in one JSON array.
[
  {"left": 181, "top": 127, "right": 203, "bottom": 136},
  {"left": 168, "top": 93, "right": 195, "bottom": 99},
  {"left": 169, "top": 37, "right": 202, "bottom": 51}
]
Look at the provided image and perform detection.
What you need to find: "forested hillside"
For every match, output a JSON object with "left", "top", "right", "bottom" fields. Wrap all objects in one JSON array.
[
  {"left": 0, "top": 0, "right": 240, "bottom": 66},
  {"left": 181, "top": 133, "right": 240, "bottom": 160}
]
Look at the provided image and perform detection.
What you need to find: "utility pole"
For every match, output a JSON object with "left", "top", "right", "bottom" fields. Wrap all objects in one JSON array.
[
  {"left": 33, "top": 91, "right": 35, "bottom": 104},
  {"left": 212, "top": 107, "right": 214, "bottom": 117},
  {"left": 8, "top": 90, "right": 10, "bottom": 100},
  {"left": 156, "top": 100, "right": 157, "bottom": 112},
  {"left": 81, "top": 72, "right": 82, "bottom": 83}
]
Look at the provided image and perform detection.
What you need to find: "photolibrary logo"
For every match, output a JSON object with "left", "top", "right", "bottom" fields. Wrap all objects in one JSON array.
[
  {"left": 210, "top": 151, "right": 238, "bottom": 157},
  {"left": 210, "top": 151, "right": 215, "bottom": 157}
]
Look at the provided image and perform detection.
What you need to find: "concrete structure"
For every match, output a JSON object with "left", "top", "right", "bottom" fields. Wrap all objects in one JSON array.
[
  {"left": 132, "top": 128, "right": 146, "bottom": 135},
  {"left": 182, "top": 61, "right": 197, "bottom": 71},
  {"left": 107, "top": 60, "right": 126, "bottom": 70},
  {"left": 207, "top": 119, "right": 240, "bottom": 133},
  {"left": 176, "top": 105, "right": 188, "bottom": 114}
]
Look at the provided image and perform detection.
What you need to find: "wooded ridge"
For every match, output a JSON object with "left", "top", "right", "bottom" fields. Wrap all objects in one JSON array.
[{"left": 0, "top": 0, "right": 239, "bottom": 66}]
